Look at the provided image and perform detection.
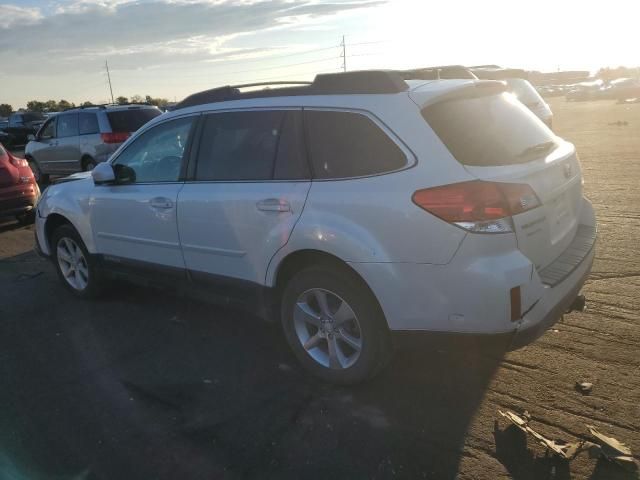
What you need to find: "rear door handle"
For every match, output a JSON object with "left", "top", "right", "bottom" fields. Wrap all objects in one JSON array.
[
  {"left": 150, "top": 197, "right": 174, "bottom": 209},
  {"left": 256, "top": 198, "right": 291, "bottom": 212}
]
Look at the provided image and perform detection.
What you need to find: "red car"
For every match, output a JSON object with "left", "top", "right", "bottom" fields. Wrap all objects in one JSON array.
[{"left": 0, "top": 143, "right": 40, "bottom": 223}]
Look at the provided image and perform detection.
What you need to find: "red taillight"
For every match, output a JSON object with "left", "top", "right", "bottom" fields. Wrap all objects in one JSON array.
[
  {"left": 412, "top": 181, "right": 540, "bottom": 233},
  {"left": 101, "top": 132, "right": 130, "bottom": 144}
]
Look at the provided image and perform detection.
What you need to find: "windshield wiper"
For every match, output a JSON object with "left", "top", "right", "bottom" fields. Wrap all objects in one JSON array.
[{"left": 517, "top": 141, "right": 556, "bottom": 158}]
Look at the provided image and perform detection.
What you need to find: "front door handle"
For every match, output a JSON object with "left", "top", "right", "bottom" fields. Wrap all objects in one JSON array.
[
  {"left": 256, "top": 198, "right": 291, "bottom": 212},
  {"left": 150, "top": 197, "right": 174, "bottom": 209}
]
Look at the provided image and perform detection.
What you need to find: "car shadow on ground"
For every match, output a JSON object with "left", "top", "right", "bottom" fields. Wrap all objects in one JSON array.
[
  {"left": 0, "top": 219, "right": 29, "bottom": 234},
  {"left": 1, "top": 253, "right": 504, "bottom": 479}
]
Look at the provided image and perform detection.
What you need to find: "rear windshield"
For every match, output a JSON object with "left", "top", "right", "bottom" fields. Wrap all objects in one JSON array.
[
  {"left": 422, "top": 92, "right": 555, "bottom": 166},
  {"left": 107, "top": 108, "right": 162, "bottom": 133}
]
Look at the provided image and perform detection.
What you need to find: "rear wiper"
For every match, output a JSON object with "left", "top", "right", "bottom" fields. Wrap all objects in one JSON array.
[{"left": 517, "top": 141, "right": 556, "bottom": 158}]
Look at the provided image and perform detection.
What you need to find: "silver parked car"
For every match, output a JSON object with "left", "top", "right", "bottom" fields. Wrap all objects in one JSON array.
[{"left": 25, "top": 104, "right": 162, "bottom": 183}]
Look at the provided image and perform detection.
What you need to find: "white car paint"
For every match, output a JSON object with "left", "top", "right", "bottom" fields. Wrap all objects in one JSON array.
[{"left": 36, "top": 76, "right": 595, "bottom": 343}]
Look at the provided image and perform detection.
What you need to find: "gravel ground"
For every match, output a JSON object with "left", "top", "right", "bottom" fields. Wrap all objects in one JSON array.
[{"left": 0, "top": 99, "right": 638, "bottom": 479}]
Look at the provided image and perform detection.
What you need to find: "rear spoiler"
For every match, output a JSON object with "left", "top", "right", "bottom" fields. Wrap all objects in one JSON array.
[{"left": 410, "top": 80, "right": 507, "bottom": 109}]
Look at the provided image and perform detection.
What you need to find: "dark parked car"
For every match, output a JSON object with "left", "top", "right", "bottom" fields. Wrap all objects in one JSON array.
[
  {"left": 0, "top": 142, "right": 40, "bottom": 223},
  {"left": 25, "top": 104, "right": 162, "bottom": 183},
  {"left": 4, "top": 111, "right": 46, "bottom": 146}
]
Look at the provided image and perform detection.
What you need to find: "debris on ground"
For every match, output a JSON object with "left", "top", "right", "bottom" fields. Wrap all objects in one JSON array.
[
  {"left": 497, "top": 410, "right": 638, "bottom": 471},
  {"left": 278, "top": 363, "right": 293, "bottom": 372},
  {"left": 587, "top": 425, "right": 638, "bottom": 471},
  {"left": 575, "top": 381, "right": 593, "bottom": 395},
  {"left": 498, "top": 410, "right": 585, "bottom": 459}
]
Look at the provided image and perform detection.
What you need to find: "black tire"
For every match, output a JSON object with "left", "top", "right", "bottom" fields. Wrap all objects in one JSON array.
[
  {"left": 281, "top": 265, "right": 391, "bottom": 384},
  {"left": 51, "top": 224, "right": 104, "bottom": 299},
  {"left": 82, "top": 157, "right": 97, "bottom": 171},
  {"left": 27, "top": 157, "right": 49, "bottom": 186},
  {"left": 16, "top": 210, "right": 35, "bottom": 225}
]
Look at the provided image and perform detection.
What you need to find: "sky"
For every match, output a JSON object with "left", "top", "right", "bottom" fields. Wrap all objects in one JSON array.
[{"left": 0, "top": 0, "right": 638, "bottom": 108}]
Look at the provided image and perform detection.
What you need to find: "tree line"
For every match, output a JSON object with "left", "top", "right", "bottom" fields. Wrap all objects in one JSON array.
[{"left": 0, "top": 95, "right": 171, "bottom": 117}]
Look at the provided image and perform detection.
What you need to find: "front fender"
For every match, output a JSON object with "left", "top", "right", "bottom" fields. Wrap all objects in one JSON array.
[{"left": 38, "top": 179, "right": 97, "bottom": 254}]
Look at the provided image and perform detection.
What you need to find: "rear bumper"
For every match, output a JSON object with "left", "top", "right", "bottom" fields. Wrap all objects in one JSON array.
[
  {"left": 0, "top": 185, "right": 38, "bottom": 217},
  {"left": 351, "top": 197, "right": 596, "bottom": 349}
]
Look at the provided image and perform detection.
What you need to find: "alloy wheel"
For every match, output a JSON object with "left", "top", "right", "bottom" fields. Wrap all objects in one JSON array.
[
  {"left": 56, "top": 237, "right": 89, "bottom": 291},
  {"left": 293, "top": 288, "right": 363, "bottom": 369}
]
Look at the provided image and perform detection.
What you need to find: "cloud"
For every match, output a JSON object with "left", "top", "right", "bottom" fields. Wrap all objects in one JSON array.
[
  {"left": 0, "top": 1, "right": 384, "bottom": 74},
  {"left": 0, "top": 4, "right": 42, "bottom": 28}
]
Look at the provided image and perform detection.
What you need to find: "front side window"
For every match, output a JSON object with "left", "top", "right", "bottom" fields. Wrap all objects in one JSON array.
[
  {"left": 304, "top": 110, "right": 407, "bottom": 179},
  {"left": 40, "top": 118, "right": 56, "bottom": 138},
  {"left": 79, "top": 112, "right": 99, "bottom": 135},
  {"left": 195, "top": 110, "right": 309, "bottom": 181},
  {"left": 57, "top": 113, "right": 79, "bottom": 138},
  {"left": 112, "top": 116, "right": 194, "bottom": 183}
]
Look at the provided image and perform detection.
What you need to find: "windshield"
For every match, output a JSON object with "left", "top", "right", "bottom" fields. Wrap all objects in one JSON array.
[{"left": 423, "top": 92, "right": 556, "bottom": 166}]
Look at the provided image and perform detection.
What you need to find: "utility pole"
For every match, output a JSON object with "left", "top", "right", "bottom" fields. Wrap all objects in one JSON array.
[
  {"left": 105, "top": 60, "right": 115, "bottom": 104},
  {"left": 340, "top": 35, "right": 346, "bottom": 72}
]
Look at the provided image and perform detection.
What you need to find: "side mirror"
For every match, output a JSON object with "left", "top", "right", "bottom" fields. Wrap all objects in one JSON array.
[
  {"left": 91, "top": 162, "right": 116, "bottom": 184},
  {"left": 27, "top": 134, "right": 35, "bottom": 142}
]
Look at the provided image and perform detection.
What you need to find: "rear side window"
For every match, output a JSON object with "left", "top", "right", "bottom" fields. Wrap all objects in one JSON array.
[
  {"left": 304, "top": 110, "right": 407, "bottom": 179},
  {"left": 57, "top": 113, "right": 79, "bottom": 138},
  {"left": 422, "top": 92, "right": 555, "bottom": 167},
  {"left": 195, "top": 110, "right": 309, "bottom": 181},
  {"left": 107, "top": 108, "right": 162, "bottom": 133},
  {"left": 79, "top": 112, "right": 99, "bottom": 135}
]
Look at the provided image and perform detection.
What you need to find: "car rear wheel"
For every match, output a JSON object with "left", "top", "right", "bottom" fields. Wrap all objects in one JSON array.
[
  {"left": 51, "top": 224, "right": 103, "bottom": 298},
  {"left": 16, "top": 210, "right": 35, "bottom": 225},
  {"left": 82, "top": 157, "right": 97, "bottom": 171},
  {"left": 27, "top": 157, "right": 49, "bottom": 185},
  {"left": 281, "top": 265, "right": 390, "bottom": 384}
]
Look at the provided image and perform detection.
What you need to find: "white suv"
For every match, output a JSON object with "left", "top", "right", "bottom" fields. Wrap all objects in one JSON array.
[{"left": 35, "top": 71, "right": 596, "bottom": 384}]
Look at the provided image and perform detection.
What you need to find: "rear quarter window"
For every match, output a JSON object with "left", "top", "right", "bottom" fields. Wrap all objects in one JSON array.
[
  {"left": 304, "top": 110, "right": 407, "bottom": 179},
  {"left": 107, "top": 108, "right": 162, "bottom": 133},
  {"left": 422, "top": 92, "right": 556, "bottom": 167}
]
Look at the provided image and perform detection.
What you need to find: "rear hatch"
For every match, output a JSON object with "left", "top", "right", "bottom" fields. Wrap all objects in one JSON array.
[
  {"left": 0, "top": 144, "right": 20, "bottom": 188},
  {"left": 421, "top": 87, "right": 583, "bottom": 271}
]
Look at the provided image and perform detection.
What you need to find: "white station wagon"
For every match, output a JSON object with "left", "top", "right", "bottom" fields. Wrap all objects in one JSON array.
[{"left": 35, "top": 71, "right": 596, "bottom": 383}]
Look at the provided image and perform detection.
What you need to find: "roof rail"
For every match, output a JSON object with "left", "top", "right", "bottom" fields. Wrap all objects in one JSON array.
[{"left": 174, "top": 70, "right": 408, "bottom": 110}]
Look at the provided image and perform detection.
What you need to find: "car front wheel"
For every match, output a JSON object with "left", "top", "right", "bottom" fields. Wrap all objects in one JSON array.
[
  {"left": 51, "top": 224, "right": 103, "bottom": 298},
  {"left": 281, "top": 265, "right": 390, "bottom": 384}
]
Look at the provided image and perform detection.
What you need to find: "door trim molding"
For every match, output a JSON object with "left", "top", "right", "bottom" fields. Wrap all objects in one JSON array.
[{"left": 97, "top": 231, "right": 181, "bottom": 249}]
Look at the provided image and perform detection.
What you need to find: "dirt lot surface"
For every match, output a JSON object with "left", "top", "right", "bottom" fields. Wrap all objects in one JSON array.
[{"left": 0, "top": 99, "right": 638, "bottom": 479}]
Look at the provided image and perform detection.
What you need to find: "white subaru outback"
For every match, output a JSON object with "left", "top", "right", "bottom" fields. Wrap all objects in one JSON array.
[{"left": 35, "top": 71, "right": 596, "bottom": 384}]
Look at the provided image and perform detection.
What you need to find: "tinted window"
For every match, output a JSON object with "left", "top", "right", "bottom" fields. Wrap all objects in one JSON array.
[
  {"left": 113, "top": 116, "right": 194, "bottom": 183},
  {"left": 79, "top": 112, "right": 99, "bottom": 135},
  {"left": 40, "top": 118, "right": 56, "bottom": 138},
  {"left": 107, "top": 108, "right": 162, "bottom": 133},
  {"left": 422, "top": 92, "right": 556, "bottom": 167},
  {"left": 57, "top": 113, "right": 79, "bottom": 138},
  {"left": 304, "top": 111, "right": 407, "bottom": 179},
  {"left": 196, "top": 110, "right": 308, "bottom": 181},
  {"left": 23, "top": 113, "right": 44, "bottom": 122},
  {"left": 9, "top": 115, "right": 23, "bottom": 127}
]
